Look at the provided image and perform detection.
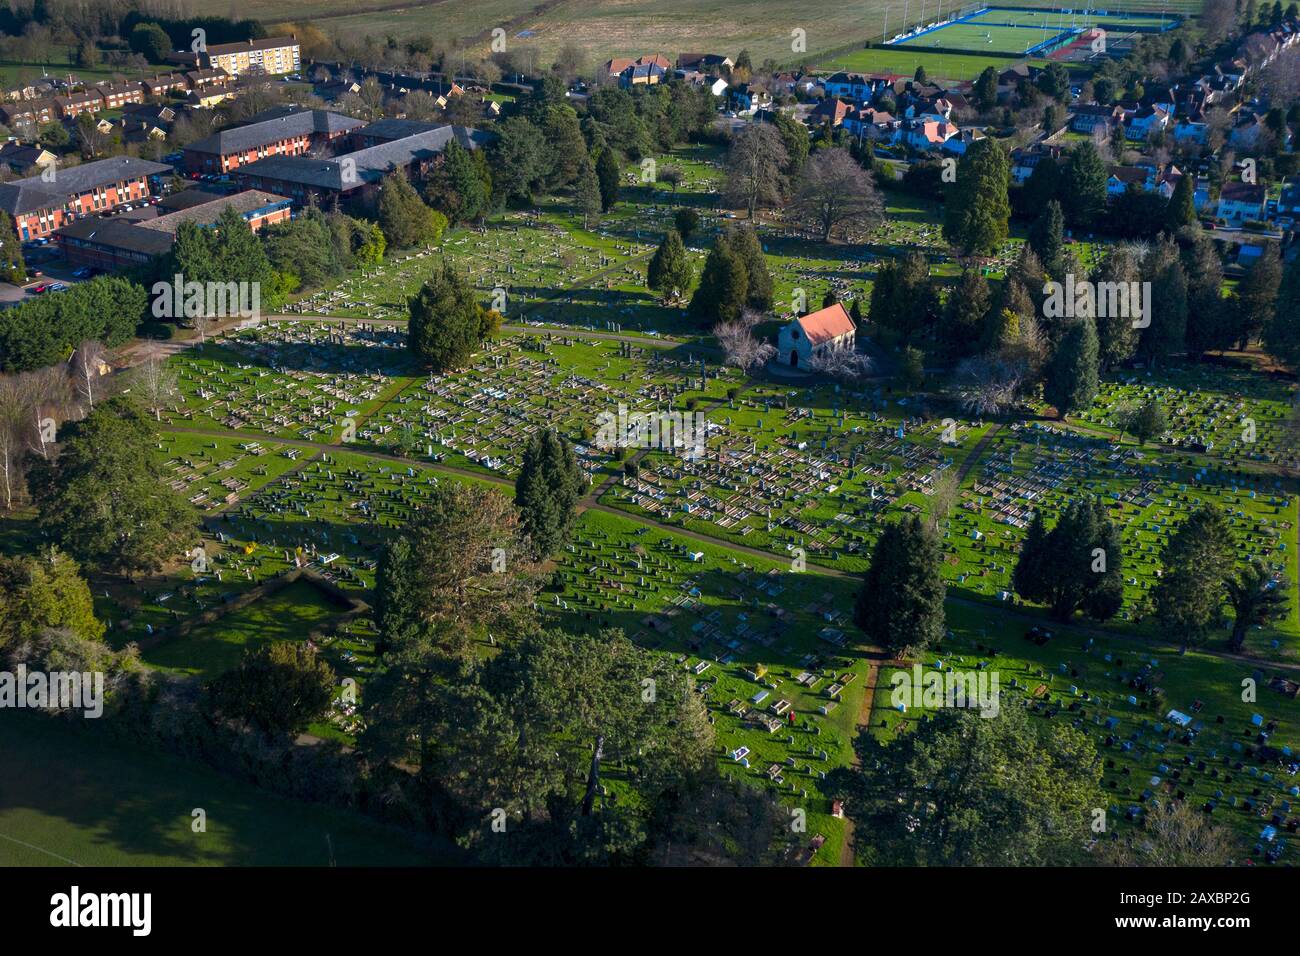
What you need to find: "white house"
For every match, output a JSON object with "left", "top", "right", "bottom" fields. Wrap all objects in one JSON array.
[
  {"left": 777, "top": 303, "right": 856, "bottom": 368},
  {"left": 1217, "top": 181, "right": 1266, "bottom": 222}
]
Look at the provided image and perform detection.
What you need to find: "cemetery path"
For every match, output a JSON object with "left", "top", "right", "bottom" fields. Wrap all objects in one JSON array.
[
  {"left": 839, "top": 657, "right": 883, "bottom": 867},
  {"left": 955, "top": 422, "right": 1004, "bottom": 485}
]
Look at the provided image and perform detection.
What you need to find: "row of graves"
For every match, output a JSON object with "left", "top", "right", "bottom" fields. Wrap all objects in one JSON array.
[
  {"left": 157, "top": 435, "right": 301, "bottom": 513},
  {"left": 887, "top": 625, "right": 1300, "bottom": 862},
  {"left": 605, "top": 380, "right": 981, "bottom": 572},
  {"left": 284, "top": 248, "right": 442, "bottom": 320},
  {"left": 1081, "top": 366, "right": 1299, "bottom": 471},
  {"left": 356, "top": 334, "right": 737, "bottom": 478},
  {"left": 210, "top": 450, "right": 452, "bottom": 593},
  {"left": 953, "top": 422, "right": 1298, "bottom": 644},
  {"left": 540, "top": 513, "right": 868, "bottom": 861},
  {"left": 168, "top": 322, "right": 412, "bottom": 442}
]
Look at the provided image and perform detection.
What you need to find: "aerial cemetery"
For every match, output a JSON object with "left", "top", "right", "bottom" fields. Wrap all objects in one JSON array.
[{"left": 3, "top": 12, "right": 1299, "bottom": 871}]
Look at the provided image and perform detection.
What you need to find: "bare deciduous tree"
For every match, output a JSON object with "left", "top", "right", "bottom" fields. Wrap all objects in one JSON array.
[
  {"left": 925, "top": 470, "right": 960, "bottom": 531},
  {"left": 806, "top": 346, "right": 874, "bottom": 383},
  {"left": 953, "top": 355, "right": 1024, "bottom": 417},
  {"left": 70, "top": 340, "right": 106, "bottom": 413},
  {"left": 792, "top": 148, "right": 884, "bottom": 243},
  {"left": 714, "top": 309, "right": 775, "bottom": 373},
  {"left": 0, "top": 373, "right": 35, "bottom": 509},
  {"left": 722, "top": 124, "right": 788, "bottom": 219},
  {"left": 128, "top": 350, "right": 179, "bottom": 422}
]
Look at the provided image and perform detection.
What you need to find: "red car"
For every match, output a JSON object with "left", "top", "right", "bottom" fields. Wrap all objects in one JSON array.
[{"left": 30, "top": 283, "right": 49, "bottom": 294}]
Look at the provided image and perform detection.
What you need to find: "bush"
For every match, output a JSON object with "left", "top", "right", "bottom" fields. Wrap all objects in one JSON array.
[
  {"left": 137, "top": 320, "right": 174, "bottom": 340},
  {"left": 0, "top": 275, "right": 147, "bottom": 372}
]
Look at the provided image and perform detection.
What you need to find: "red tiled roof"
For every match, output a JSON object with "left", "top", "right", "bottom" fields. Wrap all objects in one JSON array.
[{"left": 796, "top": 303, "right": 855, "bottom": 346}]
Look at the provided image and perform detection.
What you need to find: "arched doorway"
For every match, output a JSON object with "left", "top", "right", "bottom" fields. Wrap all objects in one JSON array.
[{"left": 790, "top": 350, "right": 798, "bottom": 367}]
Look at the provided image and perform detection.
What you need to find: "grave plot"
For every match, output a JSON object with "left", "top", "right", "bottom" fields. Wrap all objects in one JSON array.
[
  {"left": 359, "top": 334, "right": 742, "bottom": 479},
  {"left": 603, "top": 379, "right": 987, "bottom": 571},
  {"left": 286, "top": 145, "right": 724, "bottom": 330},
  {"left": 155, "top": 432, "right": 303, "bottom": 514},
  {"left": 142, "top": 577, "right": 354, "bottom": 677},
  {"left": 540, "top": 507, "right": 867, "bottom": 866},
  {"left": 167, "top": 324, "right": 416, "bottom": 442},
  {"left": 207, "top": 449, "right": 494, "bottom": 593},
  {"left": 1077, "top": 365, "right": 1298, "bottom": 470},
  {"left": 948, "top": 422, "right": 1299, "bottom": 651},
  {"left": 875, "top": 601, "right": 1300, "bottom": 863}
]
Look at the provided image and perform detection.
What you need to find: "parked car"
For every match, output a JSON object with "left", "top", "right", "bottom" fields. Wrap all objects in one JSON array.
[{"left": 72, "top": 267, "right": 93, "bottom": 279}]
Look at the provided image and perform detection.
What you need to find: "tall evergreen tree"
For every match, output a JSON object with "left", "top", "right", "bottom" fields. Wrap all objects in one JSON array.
[
  {"left": 378, "top": 172, "right": 445, "bottom": 249},
  {"left": 941, "top": 269, "right": 991, "bottom": 361},
  {"left": 1092, "top": 246, "right": 1141, "bottom": 369},
  {"left": 1060, "top": 142, "right": 1108, "bottom": 229},
  {"left": 27, "top": 397, "right": 194, "bottom": 578},
  {"left": 942, "top": 138, "right": 1011, "bottom": 256},
  {"left": 595, "top": 147, "right": 621, "bottom": 212},
  {"left": 514, "top": 427, "right": 584, "bottom": 557},
  {"left": 1164, "top": 173, "right": 1198, "bottom": 232},
  {"left": 1232, "top": 242, "right": 1282, "bottom": 349},
  {"left": 575, "top": 153, "right": 603, "bottom": 229},
  {"left": 407, "top": 259, "right": 489, "bottom": 371},
  {"left": 0, "top": 212, "right": 25, "bottom": 284},
  {"left": 1263, "top": 254, "right": 1300, "bottom": 367},
  {"left": 425, "top": 140, "right": 489, "bottom": 224},
  {"left": 1011, "top": 498, "right": 1123, "bottom": 622},
  {"left": 1043, "top": 317, "right": 1099, "bottom": 420},
  {"left": 1224, "top": 560, "right": 1290, "bottom": 652},
  {"left": 1182, "top": 235, "right": 1229, "bottom": 358},
  {"left": 853, "top": 515, "right": 946, "bottom": 656},
  {"left": 688, "top": 240, "right": 747, "bottom": 325},
  {"left": 722, "top": 224, "right": 773, "bottom": 311},
  {"left": 1152, "top": 505, "right": 1234, "bottom": 649},
  {"left": 1138, "top": 237, "right": 1187, "bottom": 368},
  {"left": 1027, "top": 199, "right": 1067, "bottom": 280},
  {"left": 646, "top": 229, "right": 693, "bottom": 301}
]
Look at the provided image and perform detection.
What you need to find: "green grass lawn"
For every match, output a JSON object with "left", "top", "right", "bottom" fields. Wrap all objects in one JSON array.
[
  {"left": 142, "top": 578, "right": 351, "bottom": 678},
  {"left": 0, "top": 710, "right": 451, "bottom": 865}
]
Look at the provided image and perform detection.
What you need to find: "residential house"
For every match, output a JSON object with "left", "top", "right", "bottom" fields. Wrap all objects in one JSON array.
[
  {"left": 1124, "top": 105, "right": 1171, "bottom": 141},
  {"left": 809, "top": 98, "right": 853, "bottom": 128},
  {"left": 676, "top": 53, "right": 733, "bottom": 73},
  {"left": 1217, "top": 181, "right": 1266, "bottom": 222},
  {"left": 54, "top": 88, "right": 103, "bottom": 119},
  {"left": 0, "top": 98, "right": 57, "bottom": 129},
  {"left": 143, "top": 74, "right": 189, "bottom": 98},
  {"left": 1069, "top": 103, "right": 1123, "bottom": 134},
  {"left": 0, "top": 143, "right": 56, "bottom": 176}
]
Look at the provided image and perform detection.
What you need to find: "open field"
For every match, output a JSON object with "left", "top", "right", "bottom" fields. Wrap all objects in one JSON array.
[
  {"left": 0, "top": 710, "right": 450, "bottom": 865},
  {"left": 244, "top": 0, "right": 1190, "bottom": 68},
  {"left": 817, "top": 47, "right": 1051, "bottom": 80}
]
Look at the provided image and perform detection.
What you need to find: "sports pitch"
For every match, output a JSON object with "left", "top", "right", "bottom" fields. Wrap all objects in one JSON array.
[{"left": 891, "top": 6, "right": 1179, "bottom": 55}]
